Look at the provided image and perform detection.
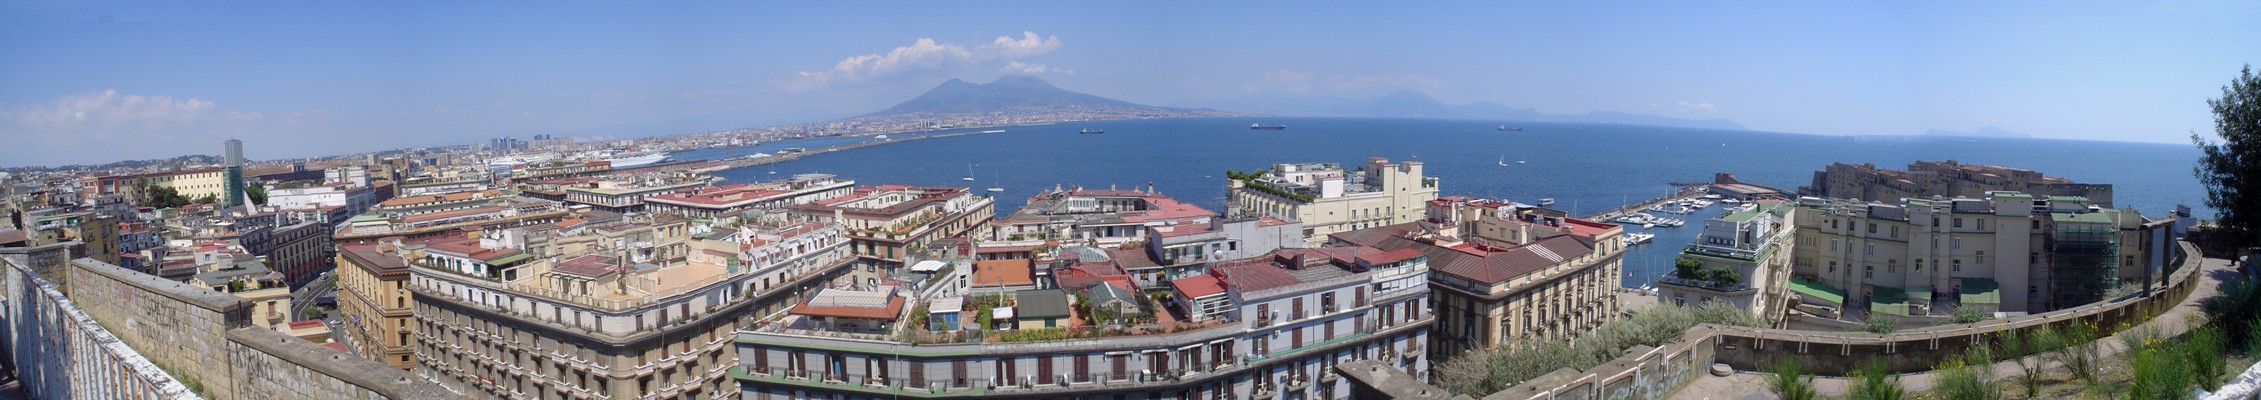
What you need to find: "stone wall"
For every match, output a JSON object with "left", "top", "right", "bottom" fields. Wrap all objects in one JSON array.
[
  {"left": 66, "top": 257, "right": 248, "bottom": 397},
  {"left": 2, "top": 250, "right": 196, "bottom": 400},
  {"left": 3, "top": 257, "right": 462, "bottom": 400}
]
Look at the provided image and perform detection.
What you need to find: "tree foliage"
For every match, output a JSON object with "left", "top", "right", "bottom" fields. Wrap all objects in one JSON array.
[
  {"left": 2194, "top": 65, "right": 2261, "bottom": 249},
  {"left": 141, "top": 186, "right": 192, "bottom": 209},
  {"left": 245, "top": 183, "right": 268, "bottom": 206}
]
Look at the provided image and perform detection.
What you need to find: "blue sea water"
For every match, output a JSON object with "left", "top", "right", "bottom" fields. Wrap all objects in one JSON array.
[{"left": 670, "top": 117, "right": 2206, "bottom": 288}]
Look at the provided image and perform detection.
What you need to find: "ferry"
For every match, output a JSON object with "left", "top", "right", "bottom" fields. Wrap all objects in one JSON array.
[
  {"left": 1250, "top": 123, "right": 1288, "bottom": 130},
  {"left": 602, "top": 152, "right": 669, "bottom": 168},
  {"left": 1079, "top": 128, "right": 1104, "bottom": 134},
  {"left": 981, "top": 130, "right": 1007, "bottom": 134},
  {"left": 1497, "top": 124, "right": 1523, "bottom": 131}
]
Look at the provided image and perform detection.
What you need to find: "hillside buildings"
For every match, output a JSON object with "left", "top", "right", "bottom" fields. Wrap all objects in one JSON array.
[
  {"left": 1798, "top": 160, "right": 2115, "bottom": 207},
  {"left": 1331, "top": 196, "right": 1626, "bottom": 357},
  {"left": 560, "top": 173, "right": 720, "bottom": 213},
  {"left": 1785, "top": 192, "right": 2155, "bottom": 317},
  {"left": 1228, "top": 158, "right": 1439, "bottom": 245},
  {"left": 1660, "top": 202, "right": 1799, "bottom": 324},
  {"left": 734, "top": 244, "right": 1433, "bottom": 400}
]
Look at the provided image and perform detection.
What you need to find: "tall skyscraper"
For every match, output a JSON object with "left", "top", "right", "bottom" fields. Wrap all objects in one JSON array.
[{"left": 223, "top": 139, "right": 246, "bottom": 208}]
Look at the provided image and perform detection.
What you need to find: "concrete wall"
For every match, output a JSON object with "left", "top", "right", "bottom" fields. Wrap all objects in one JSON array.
[{"left": 19, "top": 257, "right": 462, "bottom": 400}]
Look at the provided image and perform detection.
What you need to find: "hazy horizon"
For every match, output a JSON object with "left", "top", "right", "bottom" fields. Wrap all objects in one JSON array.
[{"left": 3, "top": 1, "right": 2257, "bottom": 167}]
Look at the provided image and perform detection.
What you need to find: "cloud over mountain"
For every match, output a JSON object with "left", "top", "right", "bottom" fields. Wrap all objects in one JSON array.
[{"left": 785, "top": 31, "right": 1064, "bottom": 92}]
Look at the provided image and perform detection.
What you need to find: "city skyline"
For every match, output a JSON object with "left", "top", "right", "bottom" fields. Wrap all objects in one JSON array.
[{"left": 3, "top": 1, "right": 2258, "bottom": 167}]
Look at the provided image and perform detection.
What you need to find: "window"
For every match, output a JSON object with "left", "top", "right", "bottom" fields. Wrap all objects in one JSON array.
[
  {"left": 1954, "top": 218, "right": 1964, "bottom": 228},
  {"left": 1914, "top": 259, "right": 1923, "bottom": 271},
  {"left": 1865, "top": 243, "right": 1874, "bottom": 256},
  {"left": 1953, "top": 237, "right": 1962, "bottom": 250},
  {"left": 1828, "top": 261, "right": 1836, "bottom": 273},
  {"left": 2033, "top": 220, "right": 2042, "bottom": 229},
  {"left": 1867, "top": 223, "right": 1877, "bottom": 234},
  {"left": 1864, "top": 265, "right": 1874, "bottom": 278},
  {"left": 1953, "top": 259, "right": 1962, "bottom": 272}
]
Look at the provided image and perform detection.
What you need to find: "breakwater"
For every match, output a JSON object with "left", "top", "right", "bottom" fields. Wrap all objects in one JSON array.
[{"left": 1583, "top": 185, "right": 1710, "bottom": 221}]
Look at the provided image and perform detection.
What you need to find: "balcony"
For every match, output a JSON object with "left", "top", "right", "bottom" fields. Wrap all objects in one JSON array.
[{"left": 1655, "top": 275, "right": 1754, "bottom": 294}]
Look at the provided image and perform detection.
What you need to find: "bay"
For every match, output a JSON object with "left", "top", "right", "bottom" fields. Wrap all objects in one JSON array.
[{"left": 671, "top": 117, "right": 2206, "bottom": 287}]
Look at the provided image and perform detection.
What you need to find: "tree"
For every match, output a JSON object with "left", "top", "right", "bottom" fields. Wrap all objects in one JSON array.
[
  {"left": 1673, "top": 257, "right": 1702, "bottom": 279},
  {"left": 142, "top": 186, "right": 191, "bottom": 209},
  {"left": 2194, "top": 65, "right": 2261, "bottom": 249},
  {"left": 245, "top": 184, "right": 268, "bottom": 206}
]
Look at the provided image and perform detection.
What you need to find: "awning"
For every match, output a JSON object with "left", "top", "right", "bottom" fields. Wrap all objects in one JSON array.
[{"left": 910, "top": 260, "right": 947, "bottom": 272}]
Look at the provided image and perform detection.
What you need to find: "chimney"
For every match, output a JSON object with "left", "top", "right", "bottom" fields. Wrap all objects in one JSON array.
[{"left": 1148, "top": 182, "right": 1155, "bottom": 193}]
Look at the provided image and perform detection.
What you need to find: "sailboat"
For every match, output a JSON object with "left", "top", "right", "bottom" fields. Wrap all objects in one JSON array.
[
  {"left": 766, "top": 161, "right": 777, "bottom": 175},
  {"left": 962, "top": 165, "right": 975, "bottom": 182},
  {"left": 1497, "top": 155, "right": 1508, "bottom": 167}
]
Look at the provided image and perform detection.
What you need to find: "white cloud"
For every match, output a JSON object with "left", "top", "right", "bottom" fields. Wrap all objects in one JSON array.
[
  {"left": 784, "top": 31, "right": 1064, "bottom": 91},
  {"left": 1000, "top": 61, "right": 1072, "bottom": 76},
  {"left": 1242, "top": 70, "right": 1439, "bottom": 96},
  {"left": 3, "top": 89, "right": 233, "bottom": 127},
  {"left": 1675, "top": 101, "right": 1718, "bottom": 113}
]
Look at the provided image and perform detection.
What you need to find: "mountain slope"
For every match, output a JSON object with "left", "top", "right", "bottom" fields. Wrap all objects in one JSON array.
[
  {"left": 866, "top": 76, "right": 1185, "bottom": 117},
  {"left": 1188, "top": 91, "right": 1746, "bottom": 130}
]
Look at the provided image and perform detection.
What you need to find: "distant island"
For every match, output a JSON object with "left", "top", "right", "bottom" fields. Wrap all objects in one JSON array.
[
  {"left": 1923, "top": 127, "right": 2031, "bottom": 138},
  {"left": 1184, "top": 90, "right": 1747, "bottom": 131}
]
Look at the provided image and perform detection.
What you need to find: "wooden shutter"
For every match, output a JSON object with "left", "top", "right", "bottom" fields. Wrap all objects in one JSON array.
[
  {"left": 1075, "top": 355, "right": 1090, "bottom": 382},
  {"left": 1039, "top": 357, "right": 1054, "bottom": 384},
  {"left": 1356, "top": 286, "right": 1367, "bottom": 307}
]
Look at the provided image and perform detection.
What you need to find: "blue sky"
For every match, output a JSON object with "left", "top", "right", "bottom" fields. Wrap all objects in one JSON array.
[{"left": 1, "top": 1, "right": 2255, "bottom": 167}]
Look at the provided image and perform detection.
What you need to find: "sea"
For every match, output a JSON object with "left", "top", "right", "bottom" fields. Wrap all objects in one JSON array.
[{"left": 669, "top": 117, "right": 2208, "bottom": 288}]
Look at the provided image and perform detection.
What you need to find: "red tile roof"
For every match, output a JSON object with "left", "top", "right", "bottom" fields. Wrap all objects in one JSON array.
[
  {"left": 1331, "top": 223, "right": 1595, "bottom": 285},
  {"left": 791, "top": 293, "right": 906, "bottom": 320},
  {"left": 554, "top": 255, "right": 619, "bottom": 277}
]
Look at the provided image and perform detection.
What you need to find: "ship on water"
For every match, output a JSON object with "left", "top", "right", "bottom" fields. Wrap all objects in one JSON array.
[
  {"left": 602, "top": 152, "right": 670, "bottom": 168},
  {"left": 1250, "top": 123, "right": 1287, "bottom": 130},
  {"left": 1497, "top": 124, "right": 1523, "bottom": 131},
  {"left": 1079, "top": 128, "right": 1104, "bottom": 134}
]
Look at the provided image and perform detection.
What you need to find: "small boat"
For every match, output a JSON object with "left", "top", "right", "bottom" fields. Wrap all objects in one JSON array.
[
  {"left": 1250, "top": 123, "right": 1287, "bottom": 130},
  {"left": 1516, "top": 160, "right": 1526, "bottom": 164},
  {"left": 1497, "top": 124, "right": 1522, "bottom": 132},
  {"left": 1626, "top": 232, "right": 1656, "bottom": 245},
  {"left": 1538, "top": 198, "right": 1556, "bottom": 206},
  {"left": 1079, "top": 128, "right": 1103, "bottom": 134},
  {"left": 1497, "top": 155, "right": 1508, "bottom": 167},
  {"left": 962, "top": 165, "right": 976, "bottom": 182},
  {"left": 987, "top": 187, "right": 1004, "bottom": 193},
  {"left": 981, "top": 130, "right": 1006, "bottom": 134},
  {"left": 876, "top": 134, "right": 889, "bottom": 140}
]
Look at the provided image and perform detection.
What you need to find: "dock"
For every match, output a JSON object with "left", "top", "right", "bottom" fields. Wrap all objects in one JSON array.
[{"left": 1583, "top": 186, "right": 1710, "bottom": 221}]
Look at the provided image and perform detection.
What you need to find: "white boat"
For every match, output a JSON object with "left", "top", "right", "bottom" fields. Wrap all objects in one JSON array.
[
  {"left": 1497, "top": 155, "right": 1508, "bottom": 167},
  {"left": 875, "top": 135, "right": 890, "bottom": 141},
  {"left": 987, "top": 187, "right": 1004, "bottom": 193},
  {"left": 981, "top": 130, "right": 1007, "bottom": 134},
  {"left": 962, "top": 165, "right": 976, "bottom": 182},
  {"left": 1626, "top": 232, "right": 1655, "bottom": 245},
  {"left": 1538, "top": 198, "right": 1555, "bottom": 206},
  {"left": 603, "top": 152, "right": 669, "bottom": 168}
]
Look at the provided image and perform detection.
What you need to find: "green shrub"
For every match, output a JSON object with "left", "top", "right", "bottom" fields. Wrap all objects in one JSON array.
[
  {"left": 2129, "top": 329, "right": 2194, "bottom": 400},
  {"left": 1952, "top": 308, "right": 1987, "bottom": 324},
  {"left": 1768, "top": 359, "right": 1818, "bottom": 400},
  {"left": 1847, "top": 359, "right": 1906, "bottom": 400},
  {"left": 1931, "top": 343, "right": 1999, "bottom": 400},
  {"left": 1435, "top": 303, "right": 1764, "bottom": 396},
  {"left": 1863, "top": 317, "right": 1897, "bottom": 334}
]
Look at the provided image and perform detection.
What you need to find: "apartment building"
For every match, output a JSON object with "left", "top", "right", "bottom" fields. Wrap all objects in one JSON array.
[
  {"left": 337, "top": 191, "right": 572, "bottom": 241},
  {"left": 789, "top": 185, "right": 994, "bottom": 273},
  {"left": 1332, "top": 197, "right": 1625, "bottom": 358},
  {"left": 643, "top": 174, "right": 856, "bottom": 219},
  {"left": 1788, "top": 192, "right": 2148, "bottom": 316},
  {"left": 408, "top": 217, "right": 855, "bottom": 400},
  {"left": 1227, "top": 158, "right": 1439, "bottom": 245},
  {"left": 987, "top": 186, "right": 1215, "bottom": 248},
  {"left": 1660, "top": 202, "right": 1798, "bottom": 324},
  {"left": 734, "top": 245, "right": 1433, "bottom": 400},
  {"left": 338, "top": 240, "right": 423, "bottom": 369}
]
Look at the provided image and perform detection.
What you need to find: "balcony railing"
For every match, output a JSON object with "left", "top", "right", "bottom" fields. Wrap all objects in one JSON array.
[{"left": 1656, "top": 275, "right": 1753, "bottom": 292}]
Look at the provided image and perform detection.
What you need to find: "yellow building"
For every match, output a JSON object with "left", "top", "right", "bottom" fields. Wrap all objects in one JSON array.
[
  {"left": 337, "top": 240, "right": 419, "bottom": 369},
  {"left": 1333, "top": 198, "right": 1625, "bottom": 358}
]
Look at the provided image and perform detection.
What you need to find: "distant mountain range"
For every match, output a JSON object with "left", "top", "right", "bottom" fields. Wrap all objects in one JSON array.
[
  {"left": 865, "top": 75, "right": 1223, "bottom": 117},
  {"left": 1184, "top": 91, "right": 1747, "bottom": 131},
  {"left": 1923, "top": 127, "right": 2030, "bottom": 138}
]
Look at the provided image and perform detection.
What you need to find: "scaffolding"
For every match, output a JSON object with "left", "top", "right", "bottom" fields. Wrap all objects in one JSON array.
[{"left": 2048, "top": 213, "right": 2119, "bottom": 309}]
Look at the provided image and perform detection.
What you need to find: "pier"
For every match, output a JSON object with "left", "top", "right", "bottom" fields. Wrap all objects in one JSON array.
[{"left": 1583, "top": 185, "right": 1710, "bottom": 221}]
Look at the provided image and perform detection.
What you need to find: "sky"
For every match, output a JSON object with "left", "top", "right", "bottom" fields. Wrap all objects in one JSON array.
[{"left": 1, "top": 1, "right": 2256, "bottom": 167}]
